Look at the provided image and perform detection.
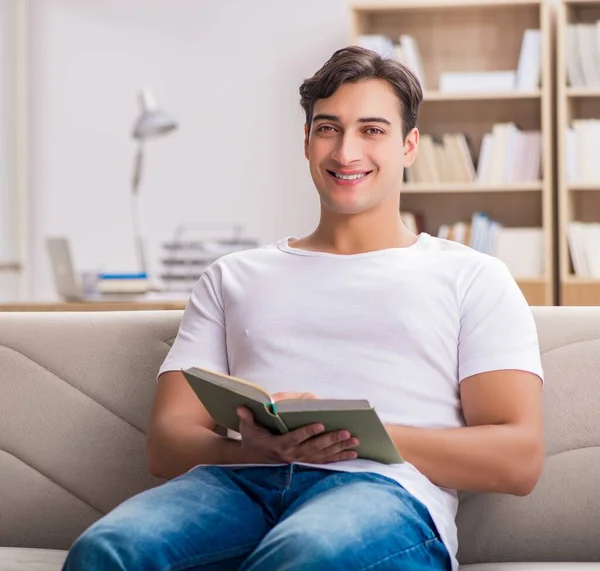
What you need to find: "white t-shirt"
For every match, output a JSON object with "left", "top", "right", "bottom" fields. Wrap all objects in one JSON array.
[{"left": 158, "top": 233, "right": 544, "bottom": 571}]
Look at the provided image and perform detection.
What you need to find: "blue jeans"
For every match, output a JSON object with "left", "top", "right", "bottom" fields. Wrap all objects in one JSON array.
[{"left": 63, "top": 464, "right": 451, "bottom": 571}]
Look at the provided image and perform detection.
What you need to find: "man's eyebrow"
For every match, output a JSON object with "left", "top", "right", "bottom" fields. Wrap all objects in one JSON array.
[
  {"left": 357, "top": 116, "right": 392, "bottom": 125},
  {"left": 312, "top": 114, "right": 391, "bottom": 126}
]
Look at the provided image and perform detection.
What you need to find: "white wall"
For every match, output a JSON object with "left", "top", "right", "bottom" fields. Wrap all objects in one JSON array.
[
  {"left": 0, "top": 0, "right": 18, "bottom": 300},
  {"left": 28, "top": 0, "right": 350, "bottom": 299}
]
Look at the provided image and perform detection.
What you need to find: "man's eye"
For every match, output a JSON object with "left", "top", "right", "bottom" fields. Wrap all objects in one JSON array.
[
  {"left": 317, "top": 125, "right": 336, "bottom": 133},
  {"left": 365, "top": 127, "right": 384, "bottom": 135}
]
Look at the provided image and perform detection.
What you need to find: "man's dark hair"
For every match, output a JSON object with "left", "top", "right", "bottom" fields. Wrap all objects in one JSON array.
[{"left": 299, "top": 46, "right": 423, "bottom": 139}]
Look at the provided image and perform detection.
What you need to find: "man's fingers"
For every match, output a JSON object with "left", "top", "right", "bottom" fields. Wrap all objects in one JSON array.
[
  {"left": 236, "top": 406, "right": 253, "bottom": 422},
  {"left": 284, "top": 423, "right": 326, "bottom": 447}
]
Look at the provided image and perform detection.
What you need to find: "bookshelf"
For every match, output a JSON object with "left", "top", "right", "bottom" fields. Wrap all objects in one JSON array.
[
  {"left": 557, "top": 0, "right": 600, "bottom": 305},
  {"left": 350, "top": 0, "right": 554, "bottom": 306}
]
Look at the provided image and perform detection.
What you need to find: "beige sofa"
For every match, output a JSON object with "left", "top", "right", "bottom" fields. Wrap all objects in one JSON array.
[{"left": 1, "top": 308, "right": 600, "bottom": 571}]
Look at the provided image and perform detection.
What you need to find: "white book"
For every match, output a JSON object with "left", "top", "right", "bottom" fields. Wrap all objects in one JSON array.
[
  {"left": 567, "top": 222, "right": 588, "bottom": 276},
  {"left": 573, "top": 120, "right": 600, "bottom": 183},
  {"left": 401, "top": 212, "right": 418, "bottom": 234},
  {"left": 488, "top": 123, "right": 518, "bottom": 184},
  {"left": 508, "top": 131, "right": 526, "bottom": 183},
  {"left": 399, "top": 35, "right": 426, "bottom": 87},
  {"left": 567, "top": 25, "right": 586, "bottom": 87},
  {"left": 438, "top": 224, "right": 450, "bottom": 240},
  {"left": 493, "top": 227, "right": 544, "bottom": 278},
  {"left": 439, "top": 71, "right": 516, "bottom": 93},
  {"left": 453, "top": 222, "right": 468, "bottom": 245},
  {"left": 476, "top": 133, "right": 494, "bottom": 183},
  {"left": 576, "top": 24, "right": 600, "bottom": 86},
  {"left": 522, "top": 131, "right": 542, "bottom": 181},
  {"left": 502, "top": 124, "right": 521, "bottom": 183},
  {"left": 587, "top": 223, "right": 600, "bottom": 278},
  {"left": 357, "top": 35, "right": 395, "bottom": 59},
  {"left": 455, "top": 134, "right": 476, "bottom": 182},
  {"left": 567, "top": 128, "right": 577, "bottom": 184},
  {"left": 418, "top": 134, "right": 441, "bottom": 183},
  {"left": 516, "top": 29, "right": 542, "bottom": 90}
]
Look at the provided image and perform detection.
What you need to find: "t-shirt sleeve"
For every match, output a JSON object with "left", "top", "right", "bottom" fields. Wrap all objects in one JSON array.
[
  {"left": 157, "top": 271, "right": 228, "bottom": 378},
  {"left": 458, "top": 256, "right": 544, "bottom": 383}
]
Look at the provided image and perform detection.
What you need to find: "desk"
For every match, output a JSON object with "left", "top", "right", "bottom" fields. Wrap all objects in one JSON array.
[{"left": 0, "top": 300, "right": 187, "bottom": 312}]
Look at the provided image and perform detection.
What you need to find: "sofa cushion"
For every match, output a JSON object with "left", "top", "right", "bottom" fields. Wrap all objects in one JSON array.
[
  {"left": 0, "top": 548, "right": 67, "bottom": 571},
  {"left": 1, "top": 548, "right": 599, "bottom": 571}
]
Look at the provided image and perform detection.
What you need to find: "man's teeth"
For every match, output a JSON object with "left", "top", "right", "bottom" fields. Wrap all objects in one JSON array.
[{"left": 333, "top": 172, "right": 368, "bottom": 180}]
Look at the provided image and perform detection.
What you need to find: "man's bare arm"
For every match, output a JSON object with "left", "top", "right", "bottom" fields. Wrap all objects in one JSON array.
[
  {"left": 146, "top": 373, "right": 360, "bottom": 480},
  {"left": 385, "top": 370, "right": 543, "bottom": 495},
  {"left": 146, "top": 371, "right": 246, "bottom": 479}
]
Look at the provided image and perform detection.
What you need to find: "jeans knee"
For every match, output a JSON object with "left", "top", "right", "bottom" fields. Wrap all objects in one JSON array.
[
  {"left": 271, "top": 528, "right": 339, "bottom": 565},
  {"left": 63, "top": 523, "right": 137, "bottom": 571}
]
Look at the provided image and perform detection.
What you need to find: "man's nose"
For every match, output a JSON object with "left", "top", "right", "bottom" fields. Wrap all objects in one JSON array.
[{"left": 331, "top": 133, "right": 362, "bottom": 165}]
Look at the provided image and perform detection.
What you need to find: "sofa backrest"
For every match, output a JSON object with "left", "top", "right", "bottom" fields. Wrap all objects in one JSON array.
[
  {"left": 1, "top": 307, "right": 600, "bottom": 563},
  {"left": 457, "top": 306, "right": 600, "bottom": 564}
]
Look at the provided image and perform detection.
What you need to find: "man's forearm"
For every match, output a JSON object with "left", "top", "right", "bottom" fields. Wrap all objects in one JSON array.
[
  {"left": 385, "top": 423, "right": 543, "bottom": 495},
  {"left": 147, "top": 418, "right": 246, "bottom": 480}
]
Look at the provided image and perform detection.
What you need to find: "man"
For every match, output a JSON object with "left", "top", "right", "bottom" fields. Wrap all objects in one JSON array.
[{"left": 63, "top": 46, "right": 544, "bottom": 571}]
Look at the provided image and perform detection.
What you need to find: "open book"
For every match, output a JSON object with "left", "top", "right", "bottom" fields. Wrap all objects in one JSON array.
[{"left": 182, "top": 366, "right": 403, "bottom": 465}]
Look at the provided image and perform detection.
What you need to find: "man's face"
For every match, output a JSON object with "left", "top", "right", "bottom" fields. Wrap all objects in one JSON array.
[{"left": 304, "top": 78, "right": 418, "bottom": 216}]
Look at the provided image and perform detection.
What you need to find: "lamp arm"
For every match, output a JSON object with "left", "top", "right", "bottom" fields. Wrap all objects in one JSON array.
[
  {"left": 131, "top": 141, "right": 147, "bottom": 275},
  {"left": 131, "top": 141, "right": 144, "bottom": 195}
]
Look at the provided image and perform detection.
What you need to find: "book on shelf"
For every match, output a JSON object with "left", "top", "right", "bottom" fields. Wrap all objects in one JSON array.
[
  {"left": 566, "top": 22, "right": 600, "bottom": 88},
  {"left": 182, "top": 366, "right": 403, "bottom": 465},
  {"left": 405, "top": 124, "right": 541, "bottom": 185},
  {"left": 358, "top": 30, "right": 540, "bottom": 93},
  {"left": 567, "top": 221, "right": 600, "bottom": 277},
  {"left": 400, "top": 212, "right": 425, "bottom": 235},
  {"left": 567, "top": 119, "right": 600, "bottom": 183},
  {"left": 477, "top": 123, "right": 542, "bottom": 185},
  {"left": 96, "top": 273, "right": 149, "bottom": 294},
  {"left": 406, "top": 133, "right": 475, "bottom": 184},
  {"left": 439, "top": 71, "right": 517, "bottom": 93},
  {"left": 516, "top": 29, "right": 542, "bottom": 91},
  {"left": 436, "top": 212, "right": 545, "bottom": 279}
]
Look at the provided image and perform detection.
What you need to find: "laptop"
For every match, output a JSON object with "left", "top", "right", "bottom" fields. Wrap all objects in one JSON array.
[
  {"left": 46, "top": 237, "right": 185, "bottom": 303},
  {"left": 46, "top": 237, "right": 86, "bottom": 301}
]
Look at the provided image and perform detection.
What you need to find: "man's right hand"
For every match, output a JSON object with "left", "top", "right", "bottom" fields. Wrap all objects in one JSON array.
[{"left": 236, "top": 407, "right": 359, "bottom": 464}]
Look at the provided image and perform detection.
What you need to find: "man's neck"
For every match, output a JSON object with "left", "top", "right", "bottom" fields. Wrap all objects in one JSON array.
[{"left": 290, "top": 209, "right": 418, "bottom": 255}]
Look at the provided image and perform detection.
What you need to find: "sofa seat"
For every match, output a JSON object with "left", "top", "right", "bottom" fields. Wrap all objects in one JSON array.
[
  {"left": 0, "top": 548, "right": 67, "bottom": 571},
  {"left": 1, "top": 547, "right": 600, "bottom": 571}
]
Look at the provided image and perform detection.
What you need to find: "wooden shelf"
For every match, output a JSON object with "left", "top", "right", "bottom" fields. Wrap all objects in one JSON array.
[
  {"left": 517, "top": 277, "right": 548, "bottom": 284},
  {"left": 352, "top": 0, "right": 542, "bottom": 11},
  {"left": 402, "top": 182, "right": 543, "bottom": 194},
  {"left": 0, "top": 262, "right": 21, "bottom": 272},
  {"left": 351, "top": 0, "right": 553, "bottom": 305},
  {"left": 568, "top": 183, "right": 600, "bottom": 191},
  {"left": 557, "top": 0, "right": 600, "bottom": 305},
  {"left": 564, "top": 276, "right": 600, "bottom": 284},
  {"left": 561, "top": 281, "right": 600, "bottom": 306},
  {"left": 516, "top": 277, "right": 550, "bottom": 306},
  {"left": 0, "top": 301, "right": 188, "bottom": 312},
  {"left": 424, "top": 90, "right": 541, "bottom": 102},
  {"left": 566, "top": 87, "right": 600, "bottom": 97}
]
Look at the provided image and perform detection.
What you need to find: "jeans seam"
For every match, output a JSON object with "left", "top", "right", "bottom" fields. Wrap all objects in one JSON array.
[
  {"left": 359, "top": 538, "right": 444, "bottom": 571},
  {"left": 165, "top": 540, "right": 260, "bottom": 571}
]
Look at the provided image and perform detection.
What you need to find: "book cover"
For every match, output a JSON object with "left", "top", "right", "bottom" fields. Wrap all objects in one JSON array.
[{"left": 182, "top": 366, "right": 403, "bottom": 465}]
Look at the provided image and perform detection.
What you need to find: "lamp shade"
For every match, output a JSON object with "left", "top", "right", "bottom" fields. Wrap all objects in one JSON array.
[{"left": 131, "top": 89, "right": 177, "bottom": 140}]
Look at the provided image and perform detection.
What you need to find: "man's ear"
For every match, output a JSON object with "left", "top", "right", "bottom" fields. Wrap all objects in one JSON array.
[
  {"left": 402, "top": 128, "right": 419, "bottom": 168},
  {"left": 304, "top": 124, "right": 310, "bottom": 160}
]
